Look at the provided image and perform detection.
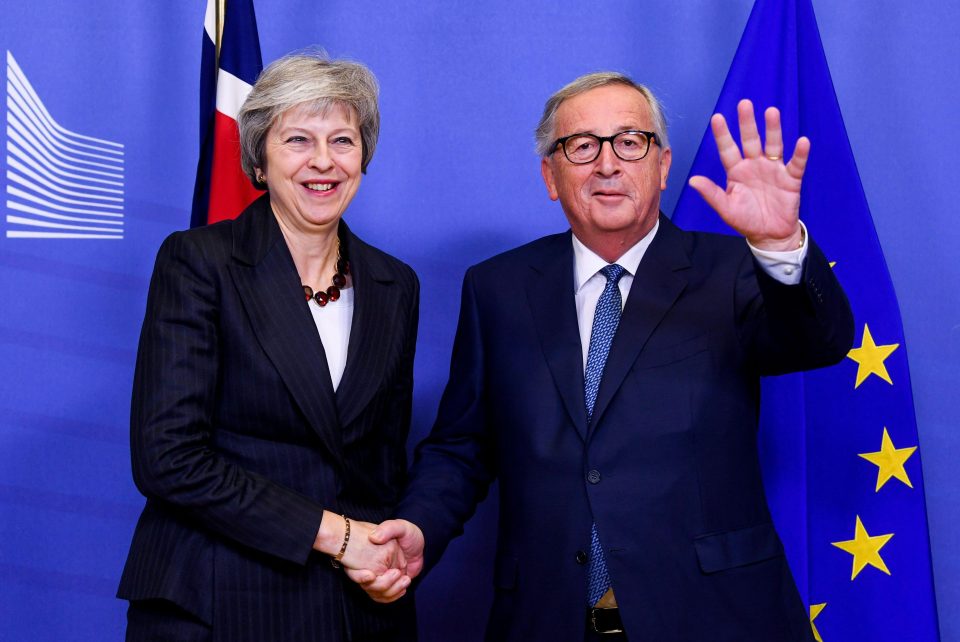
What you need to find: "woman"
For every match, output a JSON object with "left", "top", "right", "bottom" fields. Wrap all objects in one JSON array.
[{"left": 117, "top": 51, "right": 419, "bottom": 641}]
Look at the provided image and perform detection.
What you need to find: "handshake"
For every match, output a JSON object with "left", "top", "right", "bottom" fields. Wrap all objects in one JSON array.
[{"left": 315, "top": 514, "right": 425, "bottom": 604}]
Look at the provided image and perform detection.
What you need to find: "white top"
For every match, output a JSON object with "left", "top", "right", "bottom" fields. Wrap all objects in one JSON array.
[
  {"left": 572, "top": 221, "right": 809, "bottom": 369},
  {"left": 307, "top": 285, "right": 354, "bottom": 391}
]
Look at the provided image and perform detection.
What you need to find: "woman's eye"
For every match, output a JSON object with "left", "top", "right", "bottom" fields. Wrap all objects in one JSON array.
[
  {"left": 285, "top": 136, "right": 308, "bottom": 144},
  {"left": 332, "top": 136, "right": 357, "bottom": 146}
]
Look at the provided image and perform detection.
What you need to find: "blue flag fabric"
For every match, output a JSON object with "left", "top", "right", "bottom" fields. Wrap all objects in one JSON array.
[{"left": 672, "top": 0, "right": 940, "bottom": 639}]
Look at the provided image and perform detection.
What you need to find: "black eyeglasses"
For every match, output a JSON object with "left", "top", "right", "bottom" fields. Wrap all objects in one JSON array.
[{"left": 551, "top": 130, "right": 659, "bottom": 164}]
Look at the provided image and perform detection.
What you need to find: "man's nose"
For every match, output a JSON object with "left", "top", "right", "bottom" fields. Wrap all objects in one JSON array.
[{"left": 594, "top": 139, "right": 621, "bottom": 175}]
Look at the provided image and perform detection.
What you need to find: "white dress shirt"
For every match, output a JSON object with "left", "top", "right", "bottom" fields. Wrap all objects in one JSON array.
[
  {"left": 572, "top": 220, "right": 809, "bottom": 369},
  {"left": 307, "top": 285, "right": 354, "bottom": 391}
]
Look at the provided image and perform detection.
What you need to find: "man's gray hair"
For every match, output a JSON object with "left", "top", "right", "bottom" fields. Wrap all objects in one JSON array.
[
  {"left": 238, "top": 49, "right": 380, "bottom": 187},
  {"left": 534, "top": 72, "right": 669, "bottom": 157}
]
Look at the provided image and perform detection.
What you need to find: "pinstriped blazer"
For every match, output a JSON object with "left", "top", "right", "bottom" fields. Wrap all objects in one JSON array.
[{"left": 117, "top": 195, "right": 419, "bottom": 640}]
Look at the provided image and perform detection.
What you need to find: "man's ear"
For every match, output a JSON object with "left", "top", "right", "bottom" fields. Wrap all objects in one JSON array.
[
  {"left": 659, "top": 147, "right": 672, "bottom": 191},
  {"left": 541, "top": 157, "right": 559, "bottom": 201}
]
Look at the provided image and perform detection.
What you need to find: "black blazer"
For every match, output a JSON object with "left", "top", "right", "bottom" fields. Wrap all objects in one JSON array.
[
  {"left": 398, "top": 215, "right": 853, "bottom": 641},
  {"left": 117, "top": 195, "right": 419, "bottom": 640}
]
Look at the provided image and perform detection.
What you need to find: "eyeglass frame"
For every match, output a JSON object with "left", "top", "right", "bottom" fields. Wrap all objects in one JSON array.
[{"left": 550, "top": 129, "right": 660, "bottom": 164}]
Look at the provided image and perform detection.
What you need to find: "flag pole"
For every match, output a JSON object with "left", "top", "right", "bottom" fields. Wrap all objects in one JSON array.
[{"left": 215, "top": 0, "right": 225, "bottom": 64}]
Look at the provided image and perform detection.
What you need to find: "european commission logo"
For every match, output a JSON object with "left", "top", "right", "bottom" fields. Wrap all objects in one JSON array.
[{"left": 5, "top": 51, "right": 125, "bottom": 239}]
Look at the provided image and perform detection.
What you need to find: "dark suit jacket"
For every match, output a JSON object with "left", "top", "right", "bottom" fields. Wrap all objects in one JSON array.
[
  {"left": 397, "top": 215, "right": 853, "bottom": 641},
  {"left": 117, "top": 195, "right": 419, "bottom": 640}
]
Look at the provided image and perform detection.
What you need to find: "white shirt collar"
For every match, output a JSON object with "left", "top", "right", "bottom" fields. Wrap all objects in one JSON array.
[{"left": 571, "top": 218, "right": 660, "bottom": 293}]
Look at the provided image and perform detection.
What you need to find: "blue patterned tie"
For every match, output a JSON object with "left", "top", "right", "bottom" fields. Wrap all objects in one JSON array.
[{"left": 584, "top": 264, "right": 626, "bottom": 606}]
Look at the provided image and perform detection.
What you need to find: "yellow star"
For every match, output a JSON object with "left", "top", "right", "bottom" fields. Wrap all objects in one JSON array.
[
  {"left": 831, "top": 516, "right": 894, "bottom": 580},
  {"left": 810, "top": 603, "right": 826, "bottom": 642},
  {"left": 829, "top": 261, "right": 837, "bottom": 268},
  {"left": 859, "top": 427, "right": 917, "bottom": 491},
  {"left": 846, "top": 324, "right": 899, "bottom": 388}
]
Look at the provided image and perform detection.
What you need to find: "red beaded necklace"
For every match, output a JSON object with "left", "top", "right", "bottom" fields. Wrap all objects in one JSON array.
[{"left": 302, "top": 243, "right": 350, "bottom": 307}]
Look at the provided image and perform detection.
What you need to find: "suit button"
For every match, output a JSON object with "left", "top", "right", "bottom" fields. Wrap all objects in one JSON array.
[
  {"left": 575, "top": 550, "right": 588, "bottom": 565},
  {"left": 587, "top": 469, "right": 601, "bottom": 484}
]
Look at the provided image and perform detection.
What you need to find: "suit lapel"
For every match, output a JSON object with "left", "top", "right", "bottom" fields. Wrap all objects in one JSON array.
[
  {"left": 227, "top": 196, "right": 344, "bottom": 463},
  {"left": 334, "top": 225, "right": 399, "bottom": 428},
  {"left": 525, "top": 233, "right": 589, "bottom": 441},
  {"left": 589, "top": 216, "right": 691, "bottom": 435}
]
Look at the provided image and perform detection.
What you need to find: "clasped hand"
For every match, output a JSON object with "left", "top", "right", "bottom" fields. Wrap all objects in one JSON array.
[{"left": 340, "top": 519, "right": 424, "bottom": 604}]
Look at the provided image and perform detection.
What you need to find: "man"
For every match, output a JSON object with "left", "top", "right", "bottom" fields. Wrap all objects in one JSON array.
[{"left": 362, "top": 73, "right": 852, "bottom": 640}]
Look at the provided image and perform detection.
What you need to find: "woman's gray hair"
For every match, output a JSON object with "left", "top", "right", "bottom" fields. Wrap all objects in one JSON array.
[
  {"left": 238, "top": 50, "right": 380, "bottom": 187},
  {"left": 534, "top": 72, "right": 669, "bottom": 157}
]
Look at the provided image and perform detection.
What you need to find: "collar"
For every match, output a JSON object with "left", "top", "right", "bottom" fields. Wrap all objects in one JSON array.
[{"left": 571, "top": 218, "right": 660, "bottom": 293}]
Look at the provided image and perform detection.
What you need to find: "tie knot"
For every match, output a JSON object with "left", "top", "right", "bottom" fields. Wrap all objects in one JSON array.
[{"left": 600, "top": 264, "right": 626, "bottom": 284}]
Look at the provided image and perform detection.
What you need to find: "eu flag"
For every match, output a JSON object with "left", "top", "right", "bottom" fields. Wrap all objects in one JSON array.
[{"left": 672, "top": 0, "right": 940, "bottom": 639}]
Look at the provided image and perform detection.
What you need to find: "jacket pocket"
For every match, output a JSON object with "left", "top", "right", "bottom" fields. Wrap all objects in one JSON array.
[
  {"left": 693, "top": 522, "right": 784, "bottom": 574},
  {"left": 632, "top": 333, "right": 710, "bottom": 370},
  {"left": 493, "top": 554, "right": 519, "bottom": 589}
]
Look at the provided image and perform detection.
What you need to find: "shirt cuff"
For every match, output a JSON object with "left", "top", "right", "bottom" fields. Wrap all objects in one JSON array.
[{"left": 747, "top": 221, "right": 809, "bottom": 285}]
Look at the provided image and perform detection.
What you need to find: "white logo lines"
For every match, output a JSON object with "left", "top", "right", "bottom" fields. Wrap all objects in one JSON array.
[{"left": 5, "top": 51, "right": 125, "bottom": 239}]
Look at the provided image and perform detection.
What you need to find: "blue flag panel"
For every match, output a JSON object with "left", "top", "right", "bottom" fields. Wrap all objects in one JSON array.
[
  {"left": 217, "top": 0, "right": 263, "bottom": 85},
  {"left": 672, "top": 0, "right": 939, "bottom": 639}
]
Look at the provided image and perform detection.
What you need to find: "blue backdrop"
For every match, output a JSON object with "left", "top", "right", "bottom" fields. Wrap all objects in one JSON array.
[{"left": 1, "top": 1, "right": 956, "bottom": 639}]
